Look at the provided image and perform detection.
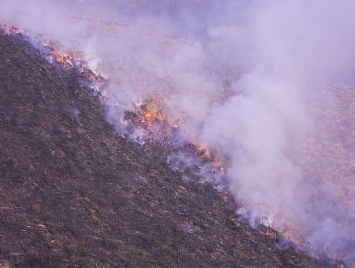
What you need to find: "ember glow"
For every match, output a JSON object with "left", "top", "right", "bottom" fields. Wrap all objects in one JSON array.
[
  {"left": 1, "top": 24, "right": 21, "bottom": 35},
  {"left": 49, "top": 51, "right": 73, "bottom": 68},
  {"left": 3, "top": 0, "right": 355, "bottom": 265},
  {"left": 39, "top": 39, "right": 105, "bottom": 87}
]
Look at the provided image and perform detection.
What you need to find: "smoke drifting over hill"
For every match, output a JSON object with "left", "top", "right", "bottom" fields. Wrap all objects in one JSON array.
[{"left": 2, "top": 0, "right": 355, "bottom": 263}]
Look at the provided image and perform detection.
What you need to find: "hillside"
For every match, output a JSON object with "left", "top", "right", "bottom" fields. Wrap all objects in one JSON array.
[{"left": 0, "top": 30, "right": 332, "bottom": 267}]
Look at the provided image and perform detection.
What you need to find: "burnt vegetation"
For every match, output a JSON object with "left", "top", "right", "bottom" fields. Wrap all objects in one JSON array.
[{"left": 0, "top": 30, "right": 333, "bottom": 267}]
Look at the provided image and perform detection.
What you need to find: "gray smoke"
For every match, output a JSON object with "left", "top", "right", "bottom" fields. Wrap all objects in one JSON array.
[{"left": 2, "top": 0, "right": 355, "bottom": 263}]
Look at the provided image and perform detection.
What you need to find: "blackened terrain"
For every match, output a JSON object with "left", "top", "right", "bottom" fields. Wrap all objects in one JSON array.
[{"left": 0, "top": 31, "right": 332, "bottom": 267}]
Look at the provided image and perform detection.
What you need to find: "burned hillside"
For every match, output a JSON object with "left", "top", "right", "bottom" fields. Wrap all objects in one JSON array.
[{"left": 0, "top": 31, "right": 332, "bottom": 267}]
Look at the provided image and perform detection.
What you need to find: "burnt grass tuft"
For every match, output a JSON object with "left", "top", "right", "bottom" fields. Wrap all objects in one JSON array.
[{"left": 0, "top": 30, "right": 333, "bottom": 267}]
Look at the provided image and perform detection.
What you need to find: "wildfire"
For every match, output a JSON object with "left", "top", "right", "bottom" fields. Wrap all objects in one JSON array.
[
  {"left": 332, "top": 253, "right": 345, "bottom": 268},
  {"left": 0, "top": 26, "right": 105, "bottom": 87},
  {"left": 1, "top": 24, "right": 21, "bottom": 35},
  {"left": 141, "top": 102, "right": 166, "bottom": 124},
  {"left": 3, "top": 21, "right": 234, "bottom": 246},
  {"left": 49, "top": 51, "right": 73, "bottom": 68},
  {"left": 264, "top": 227, "right": 278, "bottom": 237},
  {"left": 46, "top": 49, "right": 105, "bottom": 89},
  {"left": 121, "top": 95, "right": 231, "bottom": 187}
]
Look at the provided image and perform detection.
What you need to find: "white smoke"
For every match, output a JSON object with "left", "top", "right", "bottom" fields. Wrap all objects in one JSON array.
[{"left": 2, "top": 0, "right": 355, "bottom": 263}]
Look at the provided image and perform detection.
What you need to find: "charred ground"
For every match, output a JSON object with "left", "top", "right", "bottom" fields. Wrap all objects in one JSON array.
[{"left": 0, "top": 31, "right": 332, "bottom": 267}]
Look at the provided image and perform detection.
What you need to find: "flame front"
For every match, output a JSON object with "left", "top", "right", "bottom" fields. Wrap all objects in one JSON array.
[
  {"left": 1, "top": 24, "right": 21, "bottom": 35},
  {"left": 50, "top": 51, "right": 73, "bottom": 68}
]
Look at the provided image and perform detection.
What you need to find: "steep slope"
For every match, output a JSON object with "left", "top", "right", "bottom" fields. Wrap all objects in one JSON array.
[{"left": 0, "top": 31, "right": 331, "bottom": 267}]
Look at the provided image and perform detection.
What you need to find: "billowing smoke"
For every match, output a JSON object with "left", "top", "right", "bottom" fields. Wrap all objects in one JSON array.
[{"left": 2, "top": 0, "right": 355, "bottom": 263}]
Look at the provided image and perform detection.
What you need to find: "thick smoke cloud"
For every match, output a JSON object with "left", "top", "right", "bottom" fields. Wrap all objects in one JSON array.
[{"left": 2, "top": 0, "right": 355, "bottom": 263}]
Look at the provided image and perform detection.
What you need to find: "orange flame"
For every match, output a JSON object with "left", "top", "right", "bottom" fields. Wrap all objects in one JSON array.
[
  {"left": 141, "top": 102, "right": 166, "bottom": 124},
  {"left": 51, "top": 51, "right": 73, "bottom": 68},
  {"left": 331, "top": 252, "right": 345, "bottom": 267},
  {"left": 265, "top": 227, "right": 277, "bottom": 237},
  {"left": 1, "top": 24, "right": 21, "bottom": 35}
]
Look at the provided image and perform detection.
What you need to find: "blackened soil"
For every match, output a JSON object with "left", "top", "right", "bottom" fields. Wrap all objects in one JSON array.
[{"left": 0, "top": 31, "right": 331, "bottom": 267}]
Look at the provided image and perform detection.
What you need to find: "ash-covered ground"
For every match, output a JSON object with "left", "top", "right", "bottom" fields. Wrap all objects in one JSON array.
[{"left": 0, "top": 31, "right": 334, "bottom": 267}]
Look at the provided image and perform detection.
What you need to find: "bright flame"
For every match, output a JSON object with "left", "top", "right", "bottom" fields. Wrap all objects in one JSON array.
[
  {"left": 1, "top": 24, "right": 21, "bottom": 34},
  {"left": 50, "top": 51, "right": 73, "bottom": 68}
]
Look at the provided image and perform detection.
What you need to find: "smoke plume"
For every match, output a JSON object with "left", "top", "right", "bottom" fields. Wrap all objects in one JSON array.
[{"left": 2, "top": 0, "right": 355, "bottom": 263}]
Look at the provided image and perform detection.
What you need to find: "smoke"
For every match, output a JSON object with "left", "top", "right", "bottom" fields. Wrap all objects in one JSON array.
[{"left": 2, "top": 0, "right": 355, "bottom": 263}]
